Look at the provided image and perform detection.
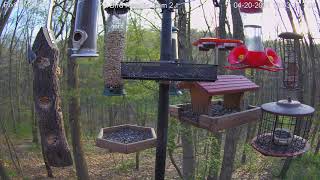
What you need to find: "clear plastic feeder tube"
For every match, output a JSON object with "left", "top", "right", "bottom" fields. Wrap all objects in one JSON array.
[
  {"left": 239, "top": 0, "right": 264, "bottom": 52},
  {"left": 103, "top": 6, "right": 129, "bottom": 96}
]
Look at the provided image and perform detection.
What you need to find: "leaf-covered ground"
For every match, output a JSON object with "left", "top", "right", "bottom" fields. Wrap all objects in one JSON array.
[{"left": 1, "top": 137, "right": 319, "bottom": 180}]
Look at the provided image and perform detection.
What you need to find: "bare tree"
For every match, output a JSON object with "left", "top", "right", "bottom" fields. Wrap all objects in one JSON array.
[{"left": 67, "top": 0, "right": 90, "bottom": 179}]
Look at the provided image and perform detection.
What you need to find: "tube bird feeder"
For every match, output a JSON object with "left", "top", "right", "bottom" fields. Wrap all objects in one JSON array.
[
  {"left": 103, "top": 6, "right": 129, "bottom": 96},
  {"left": 72, "top": 0, "right": 99, "bottom": 58}
]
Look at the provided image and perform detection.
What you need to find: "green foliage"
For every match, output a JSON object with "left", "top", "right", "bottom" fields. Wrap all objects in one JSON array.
[
  {"left": 286, "top": 153, "right": 320, "bottom": 180},
  {"left": 115, "top": 157, "right": 135, "bottom": 173}
]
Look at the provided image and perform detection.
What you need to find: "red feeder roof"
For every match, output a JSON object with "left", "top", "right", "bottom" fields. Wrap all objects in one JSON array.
[{"left": 180, "top": 75, "right": 259, "bottom": 96}]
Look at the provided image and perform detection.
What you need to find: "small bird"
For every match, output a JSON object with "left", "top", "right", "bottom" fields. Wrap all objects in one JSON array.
[{"left": 27, "top": 44, "right": 36, "bottom": 64}]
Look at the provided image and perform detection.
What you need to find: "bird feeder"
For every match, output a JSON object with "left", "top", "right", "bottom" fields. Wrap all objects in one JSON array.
[
  {"left": 169, "top": 27, "right": 183, "bottom": 96},
  {"left": 278, "top": 32, "right": 303, "bottom": 90},
  {"left": 96, "top": 124, "right": 157, "bottom": 154},
  {"left": 72, "top": 0, "right": 99, "bottom": 58},
  {"left": 103, "top": 6, "right": 129, "bottom": 96},
  {"left": 252, "top": 98, "right": 314, "bottom": 157},
  {"left": 226, "top": 0, "right": 282, "bottom": 71},
  {"left": 169, "top": 75, "right": 261, "bottom": 132},
  {"left": 193, "top": 38, "right": 243, "bottom": 65}
]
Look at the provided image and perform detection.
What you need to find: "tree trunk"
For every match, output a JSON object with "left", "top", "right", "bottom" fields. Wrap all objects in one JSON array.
[
  {"left": 178, "top": 2, "right": 196, "bottom": 179},
  {"left": 32, "top": 27, "right": 73, "bottom": 168},
  {"left": 207, "top": 132, "right": 221, "bottom": 180},
  {"left": 67, "top": 0, "right": 89, "bottom": 179},
  {"left": 0, "top": 0, "right": 18, "bottom": 36},
  {"left": 0, "top": 159, "right": 9, "bottom": 180},
  {"left": 181, "top": 123, "right": 195, "bottom": 180},
  {"left": 219, "top": 127, "right": 241, "bottom": 180},
  {"left": 31, "top": 104, "right": 38, "bottom": 144},
  {"left": 315, "top": 137, "right": 320, "bottom": 154}
]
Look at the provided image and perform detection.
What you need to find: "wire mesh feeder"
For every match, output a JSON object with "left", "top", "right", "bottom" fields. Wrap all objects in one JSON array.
[
  {"left": 96, "top": 124, "right": 157, "bottom": 154},
  {"left": 251, "top": 98, "right": 315, "bottom": 157},
  {"left": 278, "top": 32, "right": 303, "bottom": 90}
]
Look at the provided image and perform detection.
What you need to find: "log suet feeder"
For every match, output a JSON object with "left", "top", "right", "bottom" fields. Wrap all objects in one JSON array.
[
  {"left": 251, "top": 98, "right": 314, "bottom": 157},
  {"left": 170, "top": 75, "right": 261, "bottom": 132},
  {"left": 96, "top": 124, "right": 157, "bottom": 154},
  {"left": 278, "top": 32, "right": 303, "bottom": 90}
]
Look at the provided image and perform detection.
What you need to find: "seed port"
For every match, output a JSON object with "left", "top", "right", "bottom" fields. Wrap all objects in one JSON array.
[
  {"left": 37, "top": 57, "right": 50, "bottom": 69},
  {"left": 39, "top": 96, "right": 51, "bottom": 109},
  {"left": 73, "top": 32, "right": 82, "bottom": 42}
]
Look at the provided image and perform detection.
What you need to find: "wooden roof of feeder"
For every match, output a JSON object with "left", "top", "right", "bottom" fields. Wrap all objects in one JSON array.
[
  {"left": 178, "top": 75, "right": 259, "bottom": 114},
  {"left": 178, "top": 75, "right": 259, "bottom": 95}
]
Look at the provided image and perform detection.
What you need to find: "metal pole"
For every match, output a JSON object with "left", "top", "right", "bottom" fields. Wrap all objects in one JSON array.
[{"left": 155, "top": 0, "right": 172, "bottom": 179}]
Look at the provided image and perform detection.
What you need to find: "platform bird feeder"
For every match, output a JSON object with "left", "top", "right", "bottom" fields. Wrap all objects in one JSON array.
[
  {"left": 169, "top": 75, "right": 261, "bottom": 132},
  {"left": 96, "top": 124, "right": 157, "bottom": 154},
  {"left": 226, "top": 0, "right": 282, "bottom": 71},
  {"left": 251, "top": 98, "right": 314, "bottom": 157},
  {"left": 278, "top": 32, "right": 303, "bottom": 90},
  {"left": 103, "top": 6, "right": 129, "bottom": 96}
]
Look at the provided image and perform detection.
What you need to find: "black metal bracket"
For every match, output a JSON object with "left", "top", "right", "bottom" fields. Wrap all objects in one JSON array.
[{"left": 121, "top": 61, "right": 218, "bottom": 81}]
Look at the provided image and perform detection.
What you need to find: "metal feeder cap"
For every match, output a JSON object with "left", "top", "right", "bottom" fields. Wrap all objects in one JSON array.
[
  {"left": 261, "top": 99, "right": 315, "bottom": 116},
  {"left": 105, "top": 5, "right": 130, "bottom": 14}
]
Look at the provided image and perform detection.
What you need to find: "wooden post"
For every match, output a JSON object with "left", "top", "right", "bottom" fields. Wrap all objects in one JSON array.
[{"left": 32, "top": 27, "right": 73, "bottom": 167}]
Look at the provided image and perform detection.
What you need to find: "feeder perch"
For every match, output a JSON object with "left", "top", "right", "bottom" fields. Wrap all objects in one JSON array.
[
  {"left": 96, "top": 124, "right": 157, "bottom": 154},
  {"left": 251, "top": 99, "right": 315, "bottom": 157},
  {"left": 225, "top": 0, "right": 282, "bottom": 72},
  {"left": 169, "top": 75, "right": 261, "bottom": 132},
  {"left": 193, "top": 38, "right": 243, "bottom": 65},
  {"left": 279, "top": 32, "right": 303, "bottom": 90}
]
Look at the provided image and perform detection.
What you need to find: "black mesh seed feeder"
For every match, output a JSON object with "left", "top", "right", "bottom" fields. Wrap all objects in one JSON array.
[
  {"left": 252, "top": 98, "right": 314, "bottom": 157},
  {"left": 278, "top": 32, "right": 303, "bottom": 90}
]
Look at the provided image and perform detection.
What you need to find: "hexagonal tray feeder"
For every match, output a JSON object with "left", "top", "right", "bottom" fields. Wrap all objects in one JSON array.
[
  {"left": 170, "top": 75, "right": 261, "bottom": 132},
  {"left": 96, "top": 124, "right": 157, "bottom": 154}
]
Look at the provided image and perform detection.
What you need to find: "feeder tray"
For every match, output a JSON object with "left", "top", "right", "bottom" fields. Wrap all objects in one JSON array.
[
  {"left": 170, "top": 75, "right": 260, "bottom": 131},
  {"left": 96, "top": 124, "right": 157, "bottom": 154},
  {"left": 251, "top": 134, "right": 310, "bottom": 157},
  {"left": 121, "top": 61, "right": 217, "bottom": 82},
  {"left": 170, "top": 102, "right": 261, "bottom": 132}
]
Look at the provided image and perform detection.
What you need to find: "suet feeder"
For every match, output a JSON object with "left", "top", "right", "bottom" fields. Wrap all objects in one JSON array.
[
  {"left": 72, "top": 0, "right": 99, "bottom": 58},
  {"left": 169, "top": 75, "right": 261, "bottom": 132},
  {"left": 103, "top": 6, "right": 129, "bottom": 96},
  {"left": 226, "top": 0, "right": 282, "bottom": 71},
  {"left": 96, "top": 124, "right": 157, "bottom": 154},
  {"left": 278, "top": 32, "right": 303, "bottom": 90},
  {"left": 251, "top": 98, "right": 314, "bottom": 157}
]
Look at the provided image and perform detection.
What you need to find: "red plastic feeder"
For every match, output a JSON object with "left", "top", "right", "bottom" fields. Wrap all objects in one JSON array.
[{"left": 226, "top": 0, "right": 282, "bottom": 72}]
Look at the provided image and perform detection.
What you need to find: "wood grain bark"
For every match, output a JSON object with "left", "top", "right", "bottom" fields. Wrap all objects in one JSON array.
[{"left": 32, "top": 27, "right": 72, "bottom": 167}]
